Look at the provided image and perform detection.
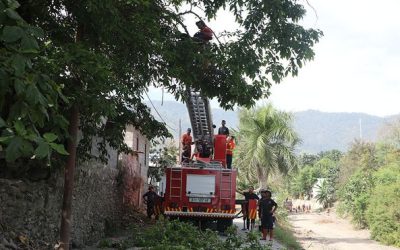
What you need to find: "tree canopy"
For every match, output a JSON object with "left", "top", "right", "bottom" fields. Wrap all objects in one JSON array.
[{"left": 0, "top": 0, "right": 322, "bottom": 164}]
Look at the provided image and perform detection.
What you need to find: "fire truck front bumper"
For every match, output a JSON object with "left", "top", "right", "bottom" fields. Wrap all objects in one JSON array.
[{"left": 164, "top": 211, "right": 236, "bottom": 219}]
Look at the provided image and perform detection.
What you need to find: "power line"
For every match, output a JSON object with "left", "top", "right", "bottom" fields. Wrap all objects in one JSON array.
[{"left": 144, "top": 92, "right": 177, "bottom": 132}]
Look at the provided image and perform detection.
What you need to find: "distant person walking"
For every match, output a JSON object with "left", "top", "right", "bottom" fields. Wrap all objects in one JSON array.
[
  {"left": 259, "top": 190, "right": 278, "bottom": 242},
  {"left": 218, "top": 120, "right": 229, "bottom": 135}
]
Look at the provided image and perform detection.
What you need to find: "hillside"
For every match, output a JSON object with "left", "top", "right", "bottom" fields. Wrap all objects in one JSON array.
[{"left": 146, "top": 100, "right": 398, "bottom": 153}]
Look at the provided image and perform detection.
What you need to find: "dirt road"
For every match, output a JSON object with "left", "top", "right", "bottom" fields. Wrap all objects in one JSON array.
[{"left": 289, "top": 212, "right": 399, "bottom": 250}]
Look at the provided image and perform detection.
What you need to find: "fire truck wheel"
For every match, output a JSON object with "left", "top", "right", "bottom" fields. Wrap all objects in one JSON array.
[{"left": 216, "top": 218, "right": 233, "bottom": 232}]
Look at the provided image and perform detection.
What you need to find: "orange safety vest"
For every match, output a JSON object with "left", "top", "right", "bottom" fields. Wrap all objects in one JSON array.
[
  {"left": 226, "top": 140, "right": 235, "bottom": 155},
  {"left": 181, "top": 133, "right": 192, "bottom": 146},
  {"left": 248, "top": 199, "right": 258, "bottom": 219}
]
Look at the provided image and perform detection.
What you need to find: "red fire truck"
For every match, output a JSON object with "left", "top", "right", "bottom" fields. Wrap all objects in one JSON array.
[{"left": 162, "top": 89, "right": 237, "bottom": 231}]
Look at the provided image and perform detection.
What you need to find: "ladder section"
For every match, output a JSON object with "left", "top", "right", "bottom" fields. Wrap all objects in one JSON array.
[
  {"left": 185, "top": 88, "right": 213, "bottom": 144},
  {"left": 169, "top": 168, "right": 183, "bottom": 198},
  {"left": 220, "top": 170, "right": 233, "bottom": 199}
]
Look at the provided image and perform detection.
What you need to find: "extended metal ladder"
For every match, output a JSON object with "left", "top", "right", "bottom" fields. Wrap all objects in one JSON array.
[{"left": 185, "top": 88, "right": 214, "bottom": 144}]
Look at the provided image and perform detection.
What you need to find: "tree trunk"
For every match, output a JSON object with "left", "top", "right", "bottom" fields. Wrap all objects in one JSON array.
[
  {"left": 59, "top": 104, "right": 79, "bottom": 249},
  {"left": 59, "top": 24, "right": 84, "bottom": 250}
]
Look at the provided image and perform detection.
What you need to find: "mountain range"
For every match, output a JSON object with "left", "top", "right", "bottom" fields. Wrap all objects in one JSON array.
[{"left": 146, "top": 100, "right": 398, "bottom": 153}]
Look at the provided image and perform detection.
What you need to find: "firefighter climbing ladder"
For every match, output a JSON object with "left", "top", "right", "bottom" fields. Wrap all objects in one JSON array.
[{"left": 185, "top": 88, "right": 214, "bottom": 144}]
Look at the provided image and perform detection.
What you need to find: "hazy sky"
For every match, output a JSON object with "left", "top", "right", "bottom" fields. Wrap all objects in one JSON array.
[{"left": 148, "top": 0, "right": 400, "bottom": 117}]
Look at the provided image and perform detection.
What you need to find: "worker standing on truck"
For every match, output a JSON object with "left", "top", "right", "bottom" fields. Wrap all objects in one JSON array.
[
  {"left": 142, "top": 186, "right": 159, "bottom": 219},
  {"left": 226, "top": 136, "right": 235, "bottom": 169},
  {"left": 181, "top": 128, "right": 193, "bottom": 162},
  {"left": 259, "top": 190, "right": 278, "bottom": 242},
  {"left": 218, "top": 120, "right": 229, "bottom": 135},
  {"left": 237, "top": 186, "right": 259, "bottom": 230}
]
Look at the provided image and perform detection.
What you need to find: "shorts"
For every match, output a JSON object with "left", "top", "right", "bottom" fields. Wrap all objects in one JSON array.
[{"left": 261, "top": 214, "right": 274, "bottom": 230}]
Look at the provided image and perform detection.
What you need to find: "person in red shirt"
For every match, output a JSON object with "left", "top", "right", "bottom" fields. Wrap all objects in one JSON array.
[
  {"left": 181, "top": 128, "right": 193, "bottom": 162},
  {"left": 194, "top": 20, "right": 213, "bottom": 42},
  {"left": 226, "top": 136, "right": 235, "bottom": 169}
]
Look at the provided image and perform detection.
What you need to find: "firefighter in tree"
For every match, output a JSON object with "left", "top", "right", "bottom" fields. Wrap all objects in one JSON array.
[
  {"left": 226, "top": 135, "right": 235, "bottom": 169},
  {"left": 193, "top": 20, "right": 213, "bottom": 42},
  {"left": 181, "top": 128, "right": 193, "bottom": 163},
  {"left": 237, "top": 186, "right": 259, "bottom": 230}
]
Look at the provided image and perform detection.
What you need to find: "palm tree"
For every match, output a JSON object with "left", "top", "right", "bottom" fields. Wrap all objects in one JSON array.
[
  {"left": 234, "top": 104, "right": 300, "bottom": 189},
  {"left": 315, "top": 179, "right": 332, "bottom": 208}
]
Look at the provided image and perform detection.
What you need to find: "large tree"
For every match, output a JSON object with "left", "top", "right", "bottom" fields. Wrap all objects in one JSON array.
[
  {"left": 1, "top": 0, "right": 322, "bottom": 247},
  {"left": 235, "top": 104, "right": 300, "bottom": 188}
]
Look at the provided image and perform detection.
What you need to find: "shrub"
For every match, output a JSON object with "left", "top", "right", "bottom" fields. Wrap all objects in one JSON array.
[
  {"left": 366, "top": 164, "right": 400, "bottom": 247},
  {"left": 338, "top": 170, "right": 373, "bottom": 228},
  {"left": 131, "top": 218, "right": 272, "bottom": 249}
]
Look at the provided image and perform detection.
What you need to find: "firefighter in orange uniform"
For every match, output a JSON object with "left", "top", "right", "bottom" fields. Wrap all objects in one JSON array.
[
  {"left": 226, "top": 136, "right": 235, "bottom": 169},
  {"left": 181, "top": 128, "right": 193, "bottom": 162}
]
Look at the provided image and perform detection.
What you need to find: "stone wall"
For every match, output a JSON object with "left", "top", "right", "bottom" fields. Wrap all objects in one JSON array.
[
  {"left": 0, "top": 126, "right": 150, "bottom": 249},
  {"left": 0, "top": 161, "right": 123, "bottom": 249}
]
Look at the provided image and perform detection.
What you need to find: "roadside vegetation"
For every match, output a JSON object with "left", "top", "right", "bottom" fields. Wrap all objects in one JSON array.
[
  {"left": 280, "top": 119, "right": 400, "bottom": 247},
  {"left": 274, "top": 225, "right": 302, "bottom": 250},
  {"left": 233, "top": 103, "right": 400, "bottom": 247},
  {"left": 98, "top": 219, "right": 276, "bottom": 250}
]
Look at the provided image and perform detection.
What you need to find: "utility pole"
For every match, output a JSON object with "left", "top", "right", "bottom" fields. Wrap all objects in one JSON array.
[
  {"left": 178, "top": 119, "right": 182, "bottom": 164},
  {"left": 359, "top": 118, "right": 363, "bottom": 139}
]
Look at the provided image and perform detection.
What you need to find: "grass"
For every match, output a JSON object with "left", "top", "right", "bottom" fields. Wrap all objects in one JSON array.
[{"left": 274, "top": 223, "right": 303, "bottom": 250}]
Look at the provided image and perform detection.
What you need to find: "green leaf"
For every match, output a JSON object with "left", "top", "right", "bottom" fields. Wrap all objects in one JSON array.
[
  {"left": 0, "top": 136, "right": 13, "bottom": 143},
  {"left": 14, "top": 79, "right": 25, "bottom": 95},
  {"left": 43, "top": 133, "right": 57, "bottom": 142},
  {"left": 49, "top": 143, "right": 69, "bottom": 155},
  {"left": 2, "top": 26, "right": 24, "bottom": 42},
  {"left": 21, "top": 35, "right": 39, "bottom": 53},
  {"left": 5, "top": 8, "right": 22, "bottom": 21},
  {"left": 5, "top": 136, "right": 23, "bottom": 162},
  {"left": 7, "top": 0, "right": 20, "bottom": 9},
  {"left": 14, "top": 120, "right": 26, "bottom": 136},
  {"left": 11, "top": 54, "right": 26, "bottom": 76},
  {"left": 29, "top": 27, "right": 44, "bottom": 38},
  {"left": 0, "top": 117, "right": 6, "bottom": 128},
  {"left": 26, "top": 84, "right": 41, "bottom": 104},
  {"left": 19, "top": 139, "right": 34, "bottom": 156},
  {"left": 34, "top": 141, "right": 50, "bottom": 158}
]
